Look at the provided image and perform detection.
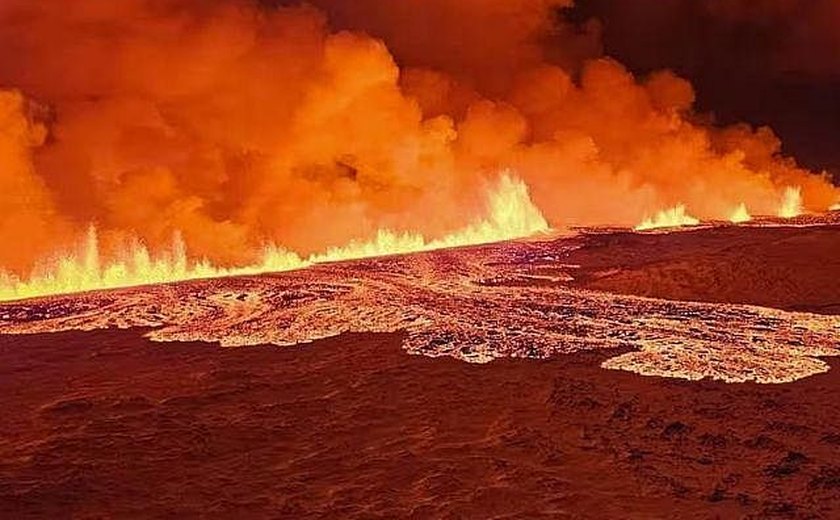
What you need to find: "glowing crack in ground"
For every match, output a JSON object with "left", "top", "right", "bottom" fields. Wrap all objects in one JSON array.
[{"left": 1, "top": 236, "right": 838, "bottom": 384}]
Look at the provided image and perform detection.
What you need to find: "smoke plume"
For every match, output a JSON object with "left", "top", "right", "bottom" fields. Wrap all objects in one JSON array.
[{"left": 0, "top": 0, "right": 836, "bottom": 276}]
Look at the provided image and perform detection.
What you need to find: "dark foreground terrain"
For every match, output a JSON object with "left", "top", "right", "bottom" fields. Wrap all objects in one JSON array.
[
  {"left": 2, "top": 329, "right": 840, "bottom": 519},
  {"left": 568, "top": 223, "right": 840, "bottom": 315},
  {"left": 1, "top": 221, "right": 839, "bottom": 518}
]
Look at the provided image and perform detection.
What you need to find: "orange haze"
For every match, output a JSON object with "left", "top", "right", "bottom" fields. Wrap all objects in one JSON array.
[{"left": 0, "top": 0, "right": 837, "bottom": 278}]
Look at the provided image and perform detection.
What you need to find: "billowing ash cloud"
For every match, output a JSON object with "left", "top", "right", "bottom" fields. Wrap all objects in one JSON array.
[
  {"left": 0, "top": 0, "right": 836, "bottom": 275},
  {"left": 575, "top": 0, "right": 840, "bottom": 179}
]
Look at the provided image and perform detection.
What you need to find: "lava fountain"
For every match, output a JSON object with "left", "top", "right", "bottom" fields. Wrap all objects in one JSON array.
[{"left": 0, "top": 173, "right": 548, "bottom": 302}]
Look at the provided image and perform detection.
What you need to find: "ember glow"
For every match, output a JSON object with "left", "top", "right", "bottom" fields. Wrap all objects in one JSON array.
[{"left": 0, "top": 0, "right": 837, "bottom": 297}]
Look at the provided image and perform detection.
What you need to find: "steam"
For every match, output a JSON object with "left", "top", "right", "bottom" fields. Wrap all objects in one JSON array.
[{"left": 0, "top": 0, "right": 837, "bottom": 281}]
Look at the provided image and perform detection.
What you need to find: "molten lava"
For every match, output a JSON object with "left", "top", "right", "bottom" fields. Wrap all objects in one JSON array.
[
  {"left": 635, "top": 205, "right": 700, "bottom": 231},
  {"left": 0, "top": 1, "right": 838, "bottom": 300},
  {"left": 0, "top": 173, "right": 547, "bottom": 302},
  {"left": 3, "top": 220, "right": 840, "bottom": 385},
  {"left": 778, "top": 187, "right": 804, "bottom": 218},
  {"left": 730, "top": 203, "right": 752, "bottom": 223}
]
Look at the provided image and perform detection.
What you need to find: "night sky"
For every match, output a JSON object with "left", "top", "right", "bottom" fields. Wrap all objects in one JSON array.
[{"left": 567, "top": 0, "right": 840, "bottom": 181}]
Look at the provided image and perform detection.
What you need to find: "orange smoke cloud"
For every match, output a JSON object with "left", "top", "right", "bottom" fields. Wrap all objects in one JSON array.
[
  {"left": 0, "top": 91, "right": 70, "bottom": 273},
  {"left": 0, "top": 0, "right": 836, "bottom": 277}
]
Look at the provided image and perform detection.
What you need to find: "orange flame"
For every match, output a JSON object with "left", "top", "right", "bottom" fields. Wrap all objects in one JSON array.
[
  {"left": 778, "top": 187, "right": 804, "bottom": 218},
  {"left": 0, "top": 173, "right": 547, "bottom": 302},
  {"left": 729, "top": 203, "right": 752, "bottom": 223},
  {"left": 635, "top": 205, "right": 700, "bottom": 231},
  {"left": 0, "top": 1, "right": 838, "bottom": 294}
]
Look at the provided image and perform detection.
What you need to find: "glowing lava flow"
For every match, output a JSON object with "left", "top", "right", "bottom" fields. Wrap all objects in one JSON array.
[
  {"left": 779, "top": 186, "right": 804, "bottom": 218},
  {"left": 0, "top": 230, "right": 309, "bottom": 304},
  {"left": 635, "top": 204, "right": 700, "bottom": 231},
  {"left": 0, "top": 173, "right": 548, "bottom": 302},
  {"left": 729, "top": 203, "right": 752, "bottom": 223},
  {"left": 3, "top": 224, "right": 840, "bottom": 385}
]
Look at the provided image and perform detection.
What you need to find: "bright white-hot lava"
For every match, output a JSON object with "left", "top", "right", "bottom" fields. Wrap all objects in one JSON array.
[
  {"left": 635, "top": 204, "right": 700, "bottom": 231},
  {"left": 0, "top": 0, "right": 839, "bottom": 298},
  {"left": 729, "top": 203, "right": 752, "bottom": 223},
  {"left": 0, "top": 173, "right": 548, "bottom": 302},
  {"left": 779, "top": 186, "right": 804, "bottom": 218},
  {"left": 2, "top": 225, "right": 839, "bottom": 385}
]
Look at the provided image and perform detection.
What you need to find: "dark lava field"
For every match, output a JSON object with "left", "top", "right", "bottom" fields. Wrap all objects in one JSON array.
[{"left": 2, "top": 219, "right": 840, "bottom": 518}]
